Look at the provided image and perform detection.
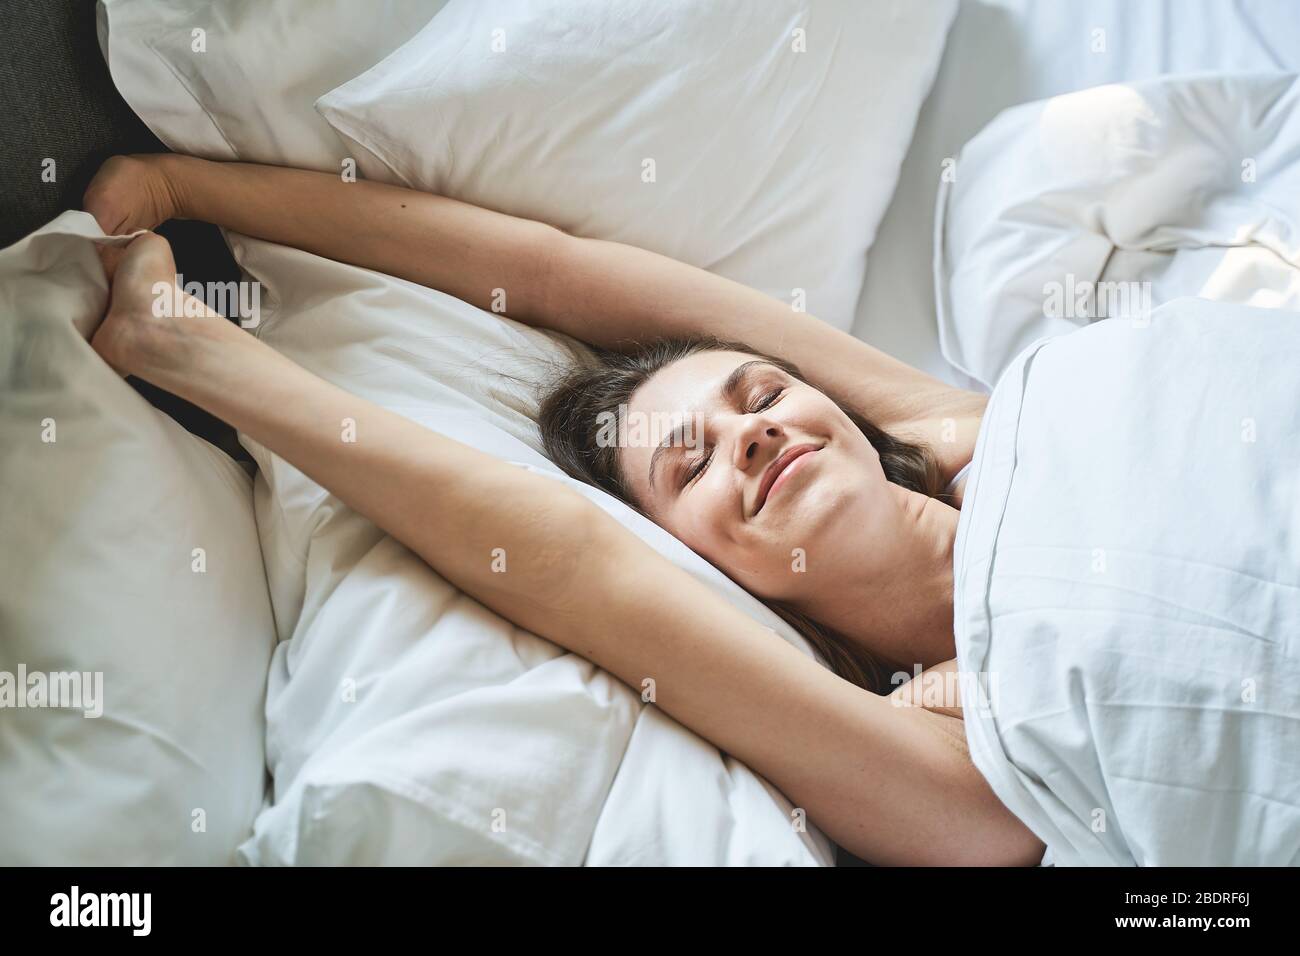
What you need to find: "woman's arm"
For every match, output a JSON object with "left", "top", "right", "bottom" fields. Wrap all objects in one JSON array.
[
  {"left": 84, "top": 154, "right": 560, "bottom": 334},
  {"left": 533, "top": 233, "right": 987, "bottom": 483},
  {"left": 99, "top": 236, "right": 1039, "bottom": 865},
  {"left": 85, "top": 155, "right": 985, "bottom": 484}
]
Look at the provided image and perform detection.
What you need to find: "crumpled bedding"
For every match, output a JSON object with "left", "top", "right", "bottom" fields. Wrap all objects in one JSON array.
[{"left": 936, "top": 72, "right": 1300, "bottom": 390}]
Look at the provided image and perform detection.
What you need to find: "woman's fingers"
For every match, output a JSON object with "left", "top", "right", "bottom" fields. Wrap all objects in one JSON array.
[
  {"left": 97, "top": 243, "right": 127, "bottom": 283},
  {"left": 84, "top": 173, "right": 127, "bottom": 234}
]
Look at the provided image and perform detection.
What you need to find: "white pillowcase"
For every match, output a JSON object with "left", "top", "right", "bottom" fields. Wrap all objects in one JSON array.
[
  {"left": 97, "top": 0, "right": 448, "bottom": 168},
  {"left": 317, "top": 0, "right": 957, "bottom": 330},
  {"left": 0, "top": 212, "right": 275, "bottom": 864}
]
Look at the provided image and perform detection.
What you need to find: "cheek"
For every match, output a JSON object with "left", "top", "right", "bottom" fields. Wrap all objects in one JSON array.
[
  {"left": 651, "top": 479, "right": 753, "bottom": 576},
  {"left": 704, "top": 501, "right": 797, "bottom": 589},
  {"left": 663, "top": 487, "right": 732, "bottom": 556}
]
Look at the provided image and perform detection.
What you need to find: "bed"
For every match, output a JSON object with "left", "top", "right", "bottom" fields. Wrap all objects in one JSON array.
[{"left": 4, "top": 0, "right": 1299, "bottom": 867}]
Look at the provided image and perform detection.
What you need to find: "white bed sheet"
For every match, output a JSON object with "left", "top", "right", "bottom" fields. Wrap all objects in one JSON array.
[{"left": 852, "top": 0, "right": 1300, "bottom": 386}]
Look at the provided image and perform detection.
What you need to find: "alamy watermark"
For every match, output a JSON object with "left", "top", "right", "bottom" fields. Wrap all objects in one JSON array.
[
  {"left": 595, "top": 404, "right": 704, "bottom": 450},
  {"left": 152, "top": 273, "right": 261, "bottom": 328},
  {"left": 890, "top": 664, "right": 999, "bottom": 716},
  {"left": 0, "top": 665, "right": 103, "bottom": 718},
  {"left": 50, "top": 886, "right": 150, "bottom": 935},
  {"left": 1043, "top": 275, "right": 1152, "bottom": 324}
]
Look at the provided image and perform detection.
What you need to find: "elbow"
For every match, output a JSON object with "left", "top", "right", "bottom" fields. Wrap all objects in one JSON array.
[
  {"left": 993, "top": 817, "right": 1049, "bottom": 867},
  {"left": 956, "top": 823, "right": 1047, "bottom": 867},
  {"left": 949, "top": 792, "right": 1048, "bottom": 867}
]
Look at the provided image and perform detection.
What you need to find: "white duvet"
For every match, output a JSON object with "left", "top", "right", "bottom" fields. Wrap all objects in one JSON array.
[
  {"left": 955, "top": 297, "right": 1300, "bottom": 866},
  {"left": 942, "top": 73, "right": 1300, "bottom": 864},
  {"left": 936, "top": 72, "right": 1300, "bottom": 390}
]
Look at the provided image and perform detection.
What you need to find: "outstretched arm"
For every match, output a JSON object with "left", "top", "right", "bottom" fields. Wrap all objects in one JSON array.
[
  {"left": 85, "top": 155, "right": 985, "bottom": 485},
  {"left": 95, "top": 233, "right": 1040, "bottom": 866}
]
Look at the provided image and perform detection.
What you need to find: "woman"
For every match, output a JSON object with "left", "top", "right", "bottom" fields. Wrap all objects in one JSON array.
[{"left": 84, "top": 154, "right": 1044, "bottom": 866}]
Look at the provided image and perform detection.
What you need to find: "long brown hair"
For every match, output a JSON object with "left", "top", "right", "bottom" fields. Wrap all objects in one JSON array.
[{"left": 536, "top": 335, "right": 942, "bottom": 694}]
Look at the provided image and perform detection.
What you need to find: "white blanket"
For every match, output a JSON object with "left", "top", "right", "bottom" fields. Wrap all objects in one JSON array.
[
  {"left": 954, "top": 297, "right": 1300, "bottom": 865},
  {"left": 936, "top": 73, "right": 1300, "bottom": 390}
]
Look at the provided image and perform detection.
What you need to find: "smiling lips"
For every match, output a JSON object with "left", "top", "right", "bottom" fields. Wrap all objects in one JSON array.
[{"left": 753, "top": 444, "right": 821, "bottom": 515}]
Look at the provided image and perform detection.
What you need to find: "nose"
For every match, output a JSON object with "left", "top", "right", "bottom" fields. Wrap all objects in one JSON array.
[{"left": 733, "top": 415, "right": 783, "bottom": 473}]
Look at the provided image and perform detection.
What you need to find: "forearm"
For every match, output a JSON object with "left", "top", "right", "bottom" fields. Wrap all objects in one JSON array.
[
  {"left": 140, "top": 309, "right": 597, "bottom": 636},
  {"left": 550, "top": 236, "right": 876, "bottom": 367},
  {"left": 139, "top": 305, "right": 802, "bottom": 721},
  {"left": 161, "top": 154, "right": 554, "bottom": 320}
]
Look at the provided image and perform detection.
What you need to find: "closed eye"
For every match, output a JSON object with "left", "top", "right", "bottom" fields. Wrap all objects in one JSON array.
[
  {"left": 749, "top": 387, "right": 783, "bottom": 413},
  {"left": 681, "top": 388, "right": 783, "bottom": 489},
  {"left": 683, "top": 449, "right": 712, "bottom": 487}
]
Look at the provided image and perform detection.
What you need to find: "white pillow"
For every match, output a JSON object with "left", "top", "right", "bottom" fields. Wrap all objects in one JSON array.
[
  {"left": 97, "top": 0, "right": 448, "bottom": 169},
  {"left": 101, "top": 0, "right": 837, "bottom": 864},
  {"left": 317, "top": 0, "right": 957, "bottom": 330},
  {"left": 0, "top": 212, "right": 275, "bottom": 864}
]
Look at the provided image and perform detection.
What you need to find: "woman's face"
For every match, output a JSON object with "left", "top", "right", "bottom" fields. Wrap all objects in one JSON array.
[{"left": 619, "top": 350, "right": 904, "bottom": 601}]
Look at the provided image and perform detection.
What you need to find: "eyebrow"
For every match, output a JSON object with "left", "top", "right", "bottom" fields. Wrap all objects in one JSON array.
[{"left": 646, "top": 360, "right": 779, "bottom": 492}]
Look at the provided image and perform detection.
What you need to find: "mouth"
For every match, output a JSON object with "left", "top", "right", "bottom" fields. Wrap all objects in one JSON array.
[{"left": 753, "top": 443, "right": 822, "bottom": 516}]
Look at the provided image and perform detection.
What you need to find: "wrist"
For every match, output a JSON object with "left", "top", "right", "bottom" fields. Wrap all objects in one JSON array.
[
  {"left": 138, "top": 305, "right": 237, "bottom": 395},
  {"left": 153, "top": 153, "right": 198, "bottom": 221}
]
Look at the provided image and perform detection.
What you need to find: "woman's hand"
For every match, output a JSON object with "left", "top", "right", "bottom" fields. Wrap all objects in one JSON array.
[{"left": 84, "top": 154, "right": 184, "bottom": 235}]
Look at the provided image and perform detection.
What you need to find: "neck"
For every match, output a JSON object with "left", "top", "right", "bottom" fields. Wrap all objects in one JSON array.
[{"left": 795, "top": 485, "right": 959, "bottom": 675}]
